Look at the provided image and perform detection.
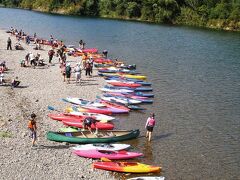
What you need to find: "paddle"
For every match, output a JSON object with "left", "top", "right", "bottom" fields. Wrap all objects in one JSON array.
[
  {"left": 47, "top": 105, "right": 61, "bottom": 112},
  {"left": 61, "top": 98, "right": 69, "bottom": 103}
]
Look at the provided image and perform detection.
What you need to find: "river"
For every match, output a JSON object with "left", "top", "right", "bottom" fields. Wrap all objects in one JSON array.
[{"left": 0, "top": 7, "right": 240, "bottom": 179}]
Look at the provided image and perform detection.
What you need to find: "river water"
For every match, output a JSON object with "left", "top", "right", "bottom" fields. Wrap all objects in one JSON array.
[{"left": 0, "top": 8, "right": 240, "bottom": 179}]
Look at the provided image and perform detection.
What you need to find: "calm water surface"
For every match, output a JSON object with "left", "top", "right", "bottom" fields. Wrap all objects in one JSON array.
[{"left": 0, "top": 8, "right": 240, "bottom": 179}]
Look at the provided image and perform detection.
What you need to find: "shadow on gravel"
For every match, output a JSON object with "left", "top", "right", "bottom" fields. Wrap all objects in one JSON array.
[{"left": 37, "top": 144, "right": 73, "bottom": 149}]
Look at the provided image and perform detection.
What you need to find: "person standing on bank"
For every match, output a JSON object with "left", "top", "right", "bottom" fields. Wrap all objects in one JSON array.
[
  {"left": 145, "top": 113, "right": 156, "bottom": 142},
  {"left": 7, "top": 37, "right": 12, "bottom": 50},
  {"left": 28, "top": 113, "right": 37, "bottom": 147}
]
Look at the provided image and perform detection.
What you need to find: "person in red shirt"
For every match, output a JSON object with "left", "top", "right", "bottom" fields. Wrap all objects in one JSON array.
[
  {"left": 145, "top": 113, "right": 156, "bottom": 141},
  {"left": 28, "top": 113, "right": 37, "bottom": 147}
]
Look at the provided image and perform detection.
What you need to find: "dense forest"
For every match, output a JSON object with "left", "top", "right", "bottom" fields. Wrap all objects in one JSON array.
[{"left": 0, "top": 0, "right": 239, "bottom": 31}]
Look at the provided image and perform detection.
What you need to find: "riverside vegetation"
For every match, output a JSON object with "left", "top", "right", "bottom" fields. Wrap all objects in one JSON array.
[{"left": 0, "top": 0, "right": 240, "bottom": 30}]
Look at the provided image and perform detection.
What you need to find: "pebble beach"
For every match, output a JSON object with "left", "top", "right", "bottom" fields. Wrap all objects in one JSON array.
[{"left": 0, "top": 29, "right": 116, "bottom": 180}]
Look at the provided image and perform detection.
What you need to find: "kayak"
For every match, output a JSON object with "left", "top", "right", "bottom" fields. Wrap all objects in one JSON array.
[
  {"left": 108, "top": 82, "right": 142, "bottom": 88},
  {"left": 104, "top": 92, "right": 149, "bottom": 100},
  {"left": 94, "top": 58, "right": 113, "bottom": 64},
  {"left": 73, "top": 149, "right": 143, "bottom": 160},
  {"left": 67, "top": 106, "right": 113, "bottom": 115},
  {"left": 63, "top": 98, "right": 105, "bottom": 107},
  {"left": 82, "top": 48, "right": 98, "bottom": 53},
  {"left": 100, "top": 96, "right": 142, "bottom": 105},
  {"left": 127, "top": 177, "right": 165, "bottom": 180},
  {"left": 93, "top": 161, "right": 161, "bottom": 173},
  {"left": 105, "top": 77, "right": 152, "bottom": 86},
  {"left": 62, "top": 119, "right": 114, "bottom": 130},
  {"left": 104, "top": 85, "right": 153, "bottom": 92},
  {"left": 100, "top": 87, "right": 134, "bottom": 93},
  {"left": 46, "top": 129, "right": 140, "bottom": 144},
  {"left": 69, "top": 111, "right": 115, "bottom": 121},
  {"left": 73, "top": 143, "right": 131, "bottom": 151},
  {"left": 99, "top": 100, "right": 130, "bottom": 112},
  {"left": 99, "top": 73, "right": 147, "bottom": 80},
  {"left": 103, "top": 93, "right": 153, "bottom": 104}
]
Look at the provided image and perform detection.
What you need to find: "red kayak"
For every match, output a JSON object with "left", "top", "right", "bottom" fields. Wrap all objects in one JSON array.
[
  {"left": 108, "top": 82, "right": 142, "bottom": 88},
  {"left": 94, "top": 58, "right": 113, "bottom": 64},
  {"left": 62, "top": 119, "right": 114, "bottom": 130},
  {"left": 48, "top": 113, "right": 86, "bottom": 121},
  {"left": 82, "top": 48, "right": 98, "bottom": 53}
]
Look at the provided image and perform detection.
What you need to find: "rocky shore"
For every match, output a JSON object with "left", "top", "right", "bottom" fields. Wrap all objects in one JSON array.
[{"left": 0, "top": 29, "right": 116, "bottom": 180}]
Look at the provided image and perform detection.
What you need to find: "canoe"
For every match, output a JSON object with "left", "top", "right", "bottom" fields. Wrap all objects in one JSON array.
[
  {"left": 93, "top": 161, "right": 161, "bottom": 173},
  {"left": 46, "top": 129, "right": 140, "bottom": 144},
  {"left": 73, "top": 143, "right": 131, "bottom": 151},
  {"left": 62, "top": 119, "right": 114, "bottom": 130},
  {"left": 127, "top": 177, "right": 165, "bottom": 180},
  {"left": 73, "top": 149, "right": 143, "bottom": 160}
]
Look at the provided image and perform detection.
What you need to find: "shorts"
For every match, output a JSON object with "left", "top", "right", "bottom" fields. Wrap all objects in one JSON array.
[
  {"left": 30, "top": 130, "right": 37, "bottom": 139},
  {"left": 146, "top": 126, "right": 154, "bottom": 132}
]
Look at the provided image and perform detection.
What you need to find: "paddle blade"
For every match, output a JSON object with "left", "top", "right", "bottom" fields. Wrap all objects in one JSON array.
[
  {"left": 47, "top": 106, "right": 55, "bottom": 111},
  {"left": 61, "top": 98, "right": 69, "bottom": 103},
  {"left": 101, "top": 157, "right": 111, "bottom": 162}
]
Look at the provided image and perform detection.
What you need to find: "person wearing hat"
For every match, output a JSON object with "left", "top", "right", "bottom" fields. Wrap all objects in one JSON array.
[
  {"left": 65, "top": 63, "right": 71, "bottom": 83},
  {"left": 28, "top": 113, "right": 37, "bottom": 147},
  {"left": 145, "top": 113, "right": 156, "bottom": 142}
]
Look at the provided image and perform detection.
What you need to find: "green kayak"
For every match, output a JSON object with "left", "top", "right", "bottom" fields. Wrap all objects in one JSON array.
[{"left": 46, "top": 129, "right": 140, "bottom": 144}]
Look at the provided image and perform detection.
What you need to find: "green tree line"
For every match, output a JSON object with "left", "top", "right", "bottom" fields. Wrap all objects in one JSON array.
[{"left": 0, "top": 0, "right": 239, "bottom": 30}]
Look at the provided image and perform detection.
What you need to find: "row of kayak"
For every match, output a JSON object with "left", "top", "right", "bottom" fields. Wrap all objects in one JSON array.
[{"left": 46, "top": 46, "right": 162, "bottom": 176}]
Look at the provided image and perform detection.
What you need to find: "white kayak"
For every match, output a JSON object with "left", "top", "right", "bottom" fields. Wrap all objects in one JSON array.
[
  {"left": 69, "top": 111, "right": 115, "bottom": 121},
  {"left": 101, "top": 96, "right": 142, "bottom": 105},
  {"left": 127, "top": 177, "right": 165, "bottom": 180},
  {"left": 65, "top": 97, "right": 105, "bottom": 107},
  {"left": 100, "top": 88, "right": 134, "bottom": 93},
  {"left": 73, "top": 143, "right": 131, "bottom": 151}
]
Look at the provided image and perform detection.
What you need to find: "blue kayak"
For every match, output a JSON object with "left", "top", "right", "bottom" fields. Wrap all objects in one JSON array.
[{"left": 104, "top": 85, "right": 153, "bottom": 92}]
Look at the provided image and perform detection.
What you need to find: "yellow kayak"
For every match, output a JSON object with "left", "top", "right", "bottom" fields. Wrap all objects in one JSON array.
[
  {"left": 93, "top": 161, "right": 161, "bottom": 173},
  {"left": 100, "top": 73, "right": 147, "bottom": 80}
]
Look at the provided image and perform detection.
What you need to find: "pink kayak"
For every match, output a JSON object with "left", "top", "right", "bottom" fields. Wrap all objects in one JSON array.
[
  {"left": 109, "top": 81, "right": 142, "bottom": 88},
  {"left": 62, "top": 119, "right": 114, "bottom": 130},
  {"left": 73, "top": 149, "right": 143, "bottom": 160}
]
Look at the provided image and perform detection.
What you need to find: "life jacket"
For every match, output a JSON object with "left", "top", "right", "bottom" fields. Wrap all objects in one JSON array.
[
  {"left": 148, "top": 118, "right": 155, "bottom": 127},
  {"left": 28, "top": 120, "right": 36, "bottom": 129}
]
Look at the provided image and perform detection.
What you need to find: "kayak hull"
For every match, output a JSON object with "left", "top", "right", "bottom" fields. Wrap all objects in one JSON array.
[{"left": 93, "top": 161, "right": 161, "bottom": 173}]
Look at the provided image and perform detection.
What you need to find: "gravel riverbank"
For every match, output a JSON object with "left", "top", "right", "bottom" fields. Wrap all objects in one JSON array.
[{"left": 0, "top": 29, "right": 116, "bottom": 180}]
